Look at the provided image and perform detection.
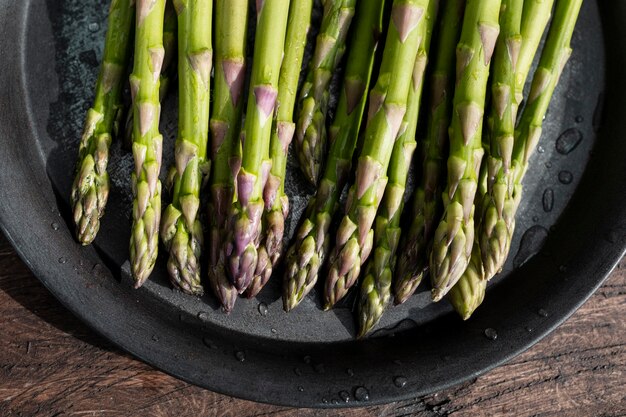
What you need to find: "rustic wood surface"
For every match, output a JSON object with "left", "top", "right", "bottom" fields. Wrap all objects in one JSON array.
[{"left": 0, "top": 232, "right": 624, "bottom": 417}]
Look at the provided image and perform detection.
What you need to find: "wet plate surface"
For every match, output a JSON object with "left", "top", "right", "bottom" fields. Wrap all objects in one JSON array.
[{"left": 0, "top": 0, "right": 625, "bottom": 408}]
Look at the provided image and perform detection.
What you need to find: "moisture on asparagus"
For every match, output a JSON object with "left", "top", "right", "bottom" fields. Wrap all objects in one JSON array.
[
  {"left": 324, "top": 0, "right": 430, "bottom": 310},
  {"left": 160, "top": 0, "right": 213, "bottom": 295},
  {"left": 207, "top": 0, "right": 249, "bottom": 313},
  {"left": 283, "top": 0, "right": 387, "bottom": 312},
  {"left": 428, "top": 0, "right": 501, "bottom": 302},
  {"left": 247, "top": 0, "right": 315, "bottom": 298},
  {"left": 394, "top": 0, "right": 465, "bottom": 305},
  {"left": 71, "top": 0, "right": 135, "bottom": 245},
  {"left": 225, "top": 0, "right": 291, "bottom": 293},
  {"left": 357, "top": 0, "right": 439, "bottom": 337},
  {"left": 294, "top": 0, "right": 357, "bottom": 185},
  {"left": 129, "top": 0, "right": 167, "bottom": 287}
]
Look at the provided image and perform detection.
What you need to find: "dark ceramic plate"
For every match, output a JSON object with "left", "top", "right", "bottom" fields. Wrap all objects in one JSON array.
[{"left": 0, "top": 0, "right": 625, "bottom": 409}]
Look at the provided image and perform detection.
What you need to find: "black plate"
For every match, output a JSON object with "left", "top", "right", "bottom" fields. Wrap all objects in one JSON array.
[{"left": 0, "top": 0, "right": 624, "bottom": 408}]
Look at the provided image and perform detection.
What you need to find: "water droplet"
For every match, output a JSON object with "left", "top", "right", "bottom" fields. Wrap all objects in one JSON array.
[
  {"left": 313, "top": 363, "right": 325, "bottom": 374},
  {"left": 538, "top": 308, "right": 549, "bottom": 318},
  {"left": 271, "top": 328, "right": 277, "bottom": 334},
  {"left": 346, "top": 368, "right": 354, "bottom": 377},
  {"left": 151, "top": 334, "right": 159, "bottom": 342},
  {"left": 293, "top": 367, "right": 302, "bottom": 376},
  {"left": 202, "top": 337, "right": 217, "bottom": 350},
  {"left": 197, "top": 311, "right": 210, "bottom": 321},
  {"left": 322, "top": 398, "right": 328, "bottom": 404},
  {"left": 542, "top": 188, "right": 554, "bottom": 212},
  {"left": 88, "top": 22, "right": 99, "bottom": 32},
  {"left": 235, "top": 351, "right": 246, "bottom": 362},
  {"left": 525, "top": 326, "right": 534, "bottom": 333},
  {"left": 303, "top": 355, "right": 312, "bottom": 364},
  {"left": 558, "top": 170, "right": 573, "bottom": 184},
  {"left": 339, "top": 390, "right": 350, "bottom": 402},
  {"left": 354, "top": 386, "right": 370, "bottom": 402},
  {"left": 51, "top": 222, "right": 60, "bottom": 231},
  {"left": 575, "top": 115, "right": 584, "bottom": 123},
  {"left": 393, "top": 376, "right": 407, "bottom": 388},
  {"left": 258, "top": 302, "right": 268, "bottom": 316},
  {"left": 331, "top": 399, "right": 339, "bottom": 405},
  {"left": 537, "top": 145, "right": 545, "bottom": 154},
  {"left": 58, "top": 257, "right": 68, "bottom": 264},
  {"left": 556, "top": 128, "right": 583, "bottom": 155},
  {"left": 297, "top": 386, "right": 304, "bottom": 392},
  {"left": 545, "top": 162, "right": 553, "bottom": 169},
  {"left": 484, "top": 328, "right": 498, "bottom": 340},
  {"left": 513, "top": 225, "right": 549, "bottom": 268}
]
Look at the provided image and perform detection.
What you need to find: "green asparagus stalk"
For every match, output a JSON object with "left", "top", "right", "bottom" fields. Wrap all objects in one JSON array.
[
  {"left": 324, "top": 0, "right": 429, "bottom": 310},
  {"left": 246, "top": 0, "right": 315, "bottom": 298},
  {"left": 449, "top": 0, "right": 523, "bottom": 317},
  {"left": 477, "top": 0, "right": 558, "bottom": 280},
  {"left": 70, "top": 0, "right": 135, "bottom": 245},
  {"left": 428, "top": 0, "right": 501, "bottom": 302},
  {"left": 123, "top": 1, "right": 178, "bottom": 151},
  {"left": 160, "top": 0, "right": 213, "bottom": 295},
  {"left": 515, "top": 0, "right": 556, "bottom": 103},
  {"left": 282, "top": 0, "right": 386, "bottom": 312},
  {"left": 357, "top": 0, "right": 438, "bottom": 337},
  {"left": 225, "top": 0, "right": 291, "bottom": 293},
  {"left": 448, "top": 245, "right": 486, "bottom": 319},
  {"left": 479, "top": 0, "right": 582, "bottom": 284},
  {"left": 129, "top": 0, "right": 166, "bottom": 286},
  {"left": 207, "top": 0, "right": 249, "bottom": 313},
  {"left": 393, "top": 0, "right": 465, "bottom": 304},
  {"left": 294, "top": 0, "right": 357, "bottom": 185}
]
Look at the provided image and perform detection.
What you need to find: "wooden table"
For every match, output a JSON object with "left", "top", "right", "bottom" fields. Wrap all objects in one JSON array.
[{"left": 1, "top": 232, "right": 624, "bottom": 416}]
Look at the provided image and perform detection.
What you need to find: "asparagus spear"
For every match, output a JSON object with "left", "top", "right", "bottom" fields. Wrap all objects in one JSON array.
[
  {"left": 428, "top": 0, "right": 500, "bottom": 302},
  {"left": 515, "top": 0, "right": 556, "bottom": 103},
  {"left": 357, "top": 0, "right": 438, "bottom": 337},
  {"left": 449, "top": 0, "right": 523, "bottom": 317},
  {"left": 393, "top": 0, "right": 465, "bottom": 305},
  {"left": 70, "top": 0, "right": 135, "bottom": 245},
  {"left": 225, "top": 0, "right": 291, "bottom": 293},
  {"left": 207, "top": 0, "right": 249, "bottom": 313},
  {"left": 294, "top": 0, "right": 357, "bottom": 185},
  {"left": 123, "top": 2, "right": 178, "bottom": 151},
  {"left": 479, "top": 0, "right": 582, "bottom": 284},
  {"left": 129, "top": 0, "right": 166, "bottom": 286},
  {"left": 324, "top": 0, "right": 430, "bottom": 310},
  {"left": 246, "top": 0, "right": 315, "bottom": 298},
  {"left": 160, "top": 0, "right": 213, "bottom": 295},
  {"left": 282, "top": 0, "right": 386, "bottom": 312}
]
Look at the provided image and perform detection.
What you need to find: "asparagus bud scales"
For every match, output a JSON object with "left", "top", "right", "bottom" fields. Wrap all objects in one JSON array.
[
  {"left": 247, "top": 0, "right": 315, "bottom": 298},
  {"left": 283, "top": 0, "right": 387, "bottom": 312},
  {"left": 129, "top": 0, "right": 167, "bottom": 287},
  {"left": 324, "top": 0, "right": 430, "bottom": 310},
  {"left": 207, "top": 0, "right": 249, "bottom": 313},
  {"left": 394, "top": 0, "right": 465, "bottom": 305},
  {"left": 71, "top": 0, "right": 135, "bottom": 245},
  {"left": 481, "top": 0, "right": 582, "bottom": 282},
  {"left": 160, "top": 0, "right": 213, "bottom": 295},
  {"left": 450, "top": 0, "right": 523, "bottom": 318},
  {"left": 295, "top": 0, "right": 357, "bottom": 185},
  {"left": 358, "top": 0, "right": 439, "bottom": 337},
  {"left": 225, "top": 0, "right": 291, "bottom": 293},
  {"left": 428, "top": 0, "right": 501, "bottom": 302}
]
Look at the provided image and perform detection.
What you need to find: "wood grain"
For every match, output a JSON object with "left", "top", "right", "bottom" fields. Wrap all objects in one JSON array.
[{"left": 0, "top": 232, "right": 624, "bottom": 416}]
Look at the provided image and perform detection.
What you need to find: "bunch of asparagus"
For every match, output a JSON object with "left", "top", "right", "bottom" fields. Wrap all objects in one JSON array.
[{"left": 71, "top": 0, "right": 583, "bottom": 336}]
